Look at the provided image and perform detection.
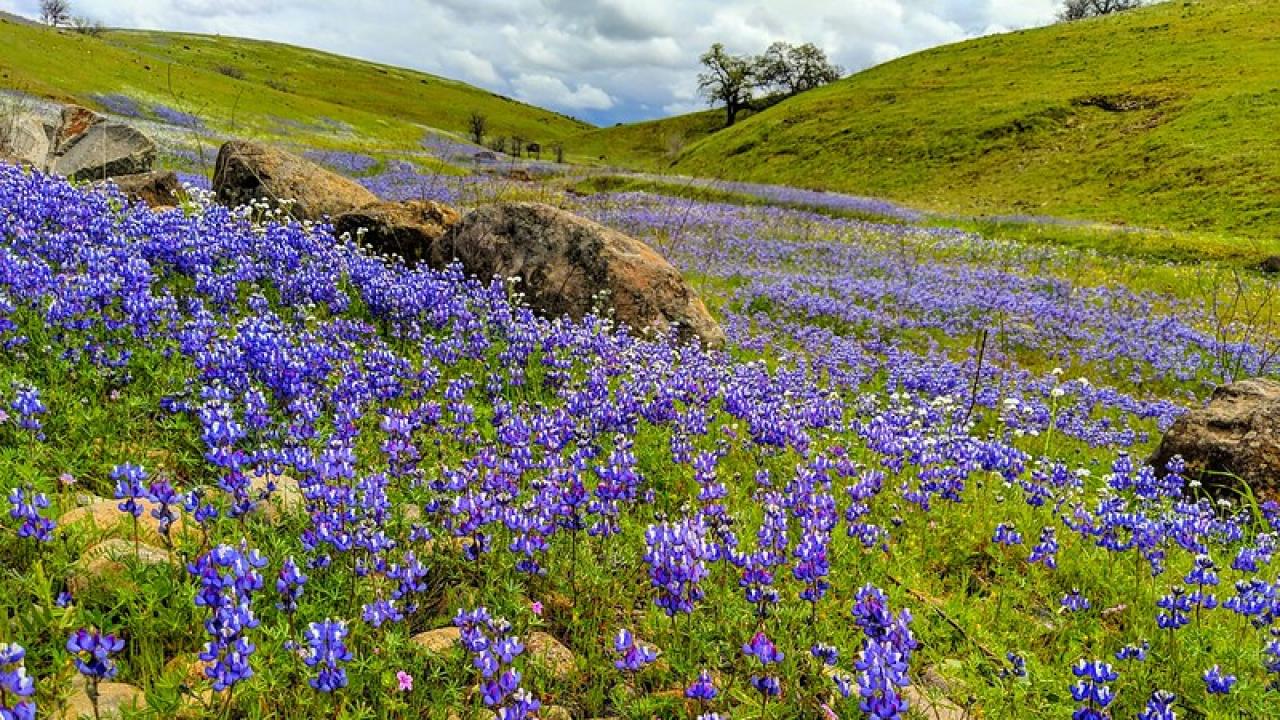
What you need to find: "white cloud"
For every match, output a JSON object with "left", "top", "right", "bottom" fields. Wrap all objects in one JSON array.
[
  {"left": 511, "top": 74, "right": 615, "bottom": 110},
  {"left": 0, "top": 0, "right": 1064, "bottom": 122},
  {"left": 443, "top": 49, "right": 502, "bottom": 87}
]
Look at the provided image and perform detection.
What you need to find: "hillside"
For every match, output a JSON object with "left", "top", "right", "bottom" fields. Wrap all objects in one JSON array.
[
  {"left": 651, "top": 0, "right": 1280, "bottom": 237},
  {"left": 568, "top": 110, "right": 730, "bottom": 170},
  {"left": 0, "top": 17, "right": 590, "bottom": 152}
]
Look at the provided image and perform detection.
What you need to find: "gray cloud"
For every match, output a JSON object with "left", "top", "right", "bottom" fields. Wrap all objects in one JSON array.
[{"left": 0, "top": 0, "right": 1062, "bottom": 124}]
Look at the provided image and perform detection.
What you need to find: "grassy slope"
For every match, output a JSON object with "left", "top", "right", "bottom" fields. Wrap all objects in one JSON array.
[
  {"left": 655, "top": 0, "right": 1280, "bottom": 238},
  {"left": 568, "top": 110, "right": 729, "bottom": 170},
  {"left": 0, "top": 18, "right": 590, "bottom": 150}
]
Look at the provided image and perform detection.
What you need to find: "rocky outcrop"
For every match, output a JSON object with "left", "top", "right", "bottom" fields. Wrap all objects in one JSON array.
[
  {"left": 433, "top": 202, "right": 725, "bottom": 347},
  {"left": 48, "top": 106, "right": 155, "bottom": 181},
  {"left": 333, "top": 200, "right": 461, "bottom": 265},
  {"left": 1, "top": 114, "right": 52, "bottom": 168},
  {"left": 0, "top": 105, "right": 155, "bottom": 181},
  {"left": 213, "top": 140, "right": 378, "bottom": 221},
  {"left": 104, "top": 170, "right": 184, "bottom": 208},
  {"left": 1151, "top": 378, "right": 1280, "bottom": 498}
]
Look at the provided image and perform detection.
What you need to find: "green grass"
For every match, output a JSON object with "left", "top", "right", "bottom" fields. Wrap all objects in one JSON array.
[
  {"left": 566, "top": 110, "right": 729, "bottom": 170},
  {"left": 0, "top": 18, "right": 590, "bottom": 153},
  {"left": 581, "top": 0, "right": 1280, "bottom": 239}
]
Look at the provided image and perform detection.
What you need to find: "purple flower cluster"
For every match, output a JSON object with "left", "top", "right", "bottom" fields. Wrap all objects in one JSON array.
[
  {"left": 188, "top": 543, "right": 267, "bottom": 691},
  {"left": 301, "top": 619, "right": 352, "bottom": 692},
  {"left": 0, "top": 643, "right": 35, "bottom": 720},
  {"left": 6, "top": 487, "right": 53, "bottom": 542},
  {"left": 454, "top": 608, "right": 538, "bottom": 718}
]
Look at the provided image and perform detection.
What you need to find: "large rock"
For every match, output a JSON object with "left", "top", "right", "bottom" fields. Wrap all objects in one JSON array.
[
  {"left": 1151, "top": 378, "right": 1280, "bottom": 498},
  {"left": 104, "top": 170, "right": 184, "bottom": 208},
  {"left": 213, "top": 141, "right": 378, "bottom": 221},
  {"left": 333, "top": 200, "right": 461, "bottom": 265},
  {"left": 0, "top": 114, "right": 52, "bottom": 168},
  {"left": 48, "top": 106, "right": 155, "bottom": 182},
  {"left": 433, "top": 202, "right": 725, "bottom": 347}
]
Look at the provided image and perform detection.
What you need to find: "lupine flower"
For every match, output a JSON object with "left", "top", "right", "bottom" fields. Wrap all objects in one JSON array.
[
  {"left": 1029, "top": 526, "right": 1058, "bottom": 569},
  {"left": 1139, "top": 690, "right": 1177, "bottom": 720},
  {"left": 1203, "top": 666, "right": 1235, "bottom": 694},
  {"left": 188, "top": 543, "right": 267, "bottom": 691},
  {"left": 1061, "top": 588, "right": 1091, "bottom": 613},
  {"left": 1070, "top": 659, "right": 1118, "bottom": 720},
  {"left": 0, "top": 643, "right": 35, "bottom": 720},
  {"left": 856, "top": 639, "right": 910, "bottom": 720},
  {"left": 992, "top": 522, "right": 1023, "bottom": 546},
  {"left": 7, "top": 487, "right": 54, "bottom": 542},
  {"left": 1157, "top": 586, "right": 1192, "bottom": 630},
  {"left": 811, "top": 643, "right": 840, "bottom": 666},
  {"left": 454, "top": 607, "right": 533, "bottom": 714},
  {"left": 1115, "top": 641, "right": 1149, "bottom": 662},
  {"left": 147, "top": 479, "right": 180, "bottom": 546},
  {"left": 686, "top": 669, "right": 718, "bottom": 701},
  {"left": 643, "top": 516, "right": 710, "bottom": 617},
  {"left": 1000, "top": 651, "right": 1027, "bottom": 679},
  {"left": 66, "top": 629, "right": 124, "bottom": 679},
  {"left": 276, "top": 557, "right": 307, "bottom": 614},
  {"left": 302, "top": 619, "right": 352, "bottom": 692},
  {"left": 743, "top": 631, "right": 784, "bottom": 700},
  {"left": 111, "top": 463, "right": 149, "bottom": 518},
  {"left": 613, "top": 629, "right": 658, "bottom": 673}
]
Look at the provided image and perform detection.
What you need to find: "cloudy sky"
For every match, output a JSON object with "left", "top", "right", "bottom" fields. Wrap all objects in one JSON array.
[{"left": 2, "top": 0, "right": 1062, "bottom": 125}]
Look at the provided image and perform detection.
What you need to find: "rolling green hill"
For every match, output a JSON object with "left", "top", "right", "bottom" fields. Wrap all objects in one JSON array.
[
  {"left": 642, "top": 0, "right": 1280, "bottom": 238},
  {"left": 0, "top": 17, "right": 590, "bottom": 152},
  {"left": 569, "top": 110, "right": 733, "bottom": 170}
]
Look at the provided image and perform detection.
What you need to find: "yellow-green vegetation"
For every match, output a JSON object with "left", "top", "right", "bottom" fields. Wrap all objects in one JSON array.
[
  {"left": 0, "top": 17, "right": 589, "bottom": 151},
  {"left": 631, "top": 0, "right": 1280, "bottom": 239},
  {"left": 567, "top": 110, "right": 729, "bottom": 170}
]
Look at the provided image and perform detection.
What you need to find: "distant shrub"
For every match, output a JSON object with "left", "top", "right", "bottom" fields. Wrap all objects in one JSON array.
[
  {"left": 70, "top": 16, "right": 105, "bottom": 36},
  {"left": 264, "top": 78, "right": 292, "bottom": 94},
  {"left": 215, "top": 64, "right": 246, "bottom": 80}
]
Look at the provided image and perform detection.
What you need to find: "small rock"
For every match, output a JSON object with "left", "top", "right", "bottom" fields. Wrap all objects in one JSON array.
[
  {"left": 164, "top": 654, "right": 211, "bottom": 687},
  {"left": 334, "top": 200, "right": 461, "bottom": 266},
  {"left": 505, "top": 167, "right": 535, "bottom": 182},
  {"left": 525, "top": 631, "right": 576, "bottom": 680},
  {"left": 59, "top": 677, "right": 144, "bottom": 719},
  {"left": 410, "top": 626, "right": 461, "bottom": 654},
  {"left": 1260, "top": 255, "right": 1280, "bottom": 274},
  {"left": 106, "top": 170, "right": 184, "bottom": 208},
  {"left": 246, "top": 471, "right": 304, "bottom": 522},
  {"left": 540, "top": 706, "right": 574, "bottom": 720},
  {"left": 58, "top": 498, "right": 190, "bottom": 545},
  {"left": 68, "top": 538, "right": 175, "bottom": 595},
  {"left": 447, "top": 711, "right": 496, "bottom": 720},
  {"left": 903, "top": 685, "right": 969, "bottom": 720}
]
